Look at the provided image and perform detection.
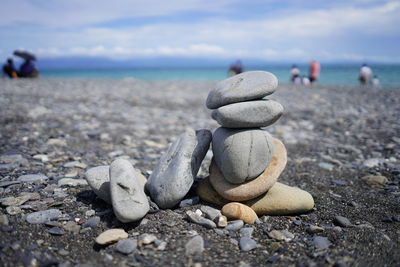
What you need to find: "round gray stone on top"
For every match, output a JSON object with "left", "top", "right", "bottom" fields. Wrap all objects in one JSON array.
[
  {"left": 110, "top": 159, "right": 149, "bottom": 223},
  {"left": 212, "top": 127, "right": 275, "bottom": 184},
  {"left": 206, "top": 71, "right": 278, "bottom": 109},
  {"left": 211, "top": 99, "right": 283, "bottom": 128},
  {"left": 146, "top": 128, "right": 212, "bottom": 209}
]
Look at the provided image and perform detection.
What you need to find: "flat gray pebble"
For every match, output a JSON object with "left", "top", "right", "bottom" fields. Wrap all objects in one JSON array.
[
  {"left": 225, "top": 220, "right": 244, "bottom": 231},
  {"left": 48, "top": 227, "right": 65, "bottom": 235},
  {"left": 334, "top": 216, "right": 352, "bottom": 227},
  {"left": 18, "top": 174, "right": 48, "bottom": 183},
  {"left": 115, "top": 239, "right": 137, "bottom": 255},
  {"left": 26, "top": 209, "right": 62, "bottom": 224},
  {"left": 239, "top": 237, "right": 257, "bottom": 251},
  {"left": 313, "top": 236, "right": 331, "bottom": 249},
  {"left": 82, "top": 216, "right": 100, "bottom": 228},
  {"left": 185, "top": 236, "right": 204, "bottom": 256}
]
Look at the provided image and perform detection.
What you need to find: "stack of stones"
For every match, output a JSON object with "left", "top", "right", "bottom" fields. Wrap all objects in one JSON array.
[{"left": 197, "top": 71, "right": 315, "bottom": 216}]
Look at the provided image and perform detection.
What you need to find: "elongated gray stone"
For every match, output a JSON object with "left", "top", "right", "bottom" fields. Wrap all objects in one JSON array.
[
  {"left": 85, "top": 165, "right": 147, "bottom": 204},
  {"left": 26, "top": 209, "right": 62, "bottom": 224},
  {"left": 212, "top": 128, "right": 275, "bottom": 184},
  {"left": 206, "top": 71, "right": 278, "bottom": 109},
  {"left": 18, "top": 174, "right": 48, "bottom": 183},
  {"left": 146, "top": 129, "right": 212, "bottom": 209},
  {"left": 110, "top": 159, "right": 149, "bottom": 223},
  {"left": 211, "top": 99, "right": 283, "bottom": 128}
]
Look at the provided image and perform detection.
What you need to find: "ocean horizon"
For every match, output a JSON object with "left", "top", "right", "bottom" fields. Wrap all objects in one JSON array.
[{"left": 37, "top": 63, "right": 400, "bottom": 87}]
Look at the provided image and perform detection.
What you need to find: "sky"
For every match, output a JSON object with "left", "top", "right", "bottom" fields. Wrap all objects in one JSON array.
[{"left": 0, "top": 0, "right": 400, "bottom": 63}]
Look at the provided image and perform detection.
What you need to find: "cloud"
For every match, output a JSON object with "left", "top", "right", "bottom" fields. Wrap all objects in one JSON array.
[{"left": 1, "top": 1, "right": 400, "bottom": 62}]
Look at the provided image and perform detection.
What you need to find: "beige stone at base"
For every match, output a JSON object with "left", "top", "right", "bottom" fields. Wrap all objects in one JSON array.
[
  {"left": 197, "top": 178, "right": 314, "bottom": 216},
  {"left": 222, "top": 202, "right": 258, "bottom": 224},
  {"left": 246, "top": 182, "right": 315, "bottom": 215},
  {"left": 209, "top": 138, "right": 287, "bottom": 201}
]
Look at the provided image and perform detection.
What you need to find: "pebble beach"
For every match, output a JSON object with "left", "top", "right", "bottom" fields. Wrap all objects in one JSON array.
[{"left": 0, "top": 78, "right": 399, "bottom": 266}]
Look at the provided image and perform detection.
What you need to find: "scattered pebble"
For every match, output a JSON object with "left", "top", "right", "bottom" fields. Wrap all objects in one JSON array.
[
  {"left": 48, "top": 227, "right": 65, "bottom": 235},
  {"left": 185, "top": 236, "right": 204, "bottom": 256},
  {"left": 312, "top": 236, "right": 331, "bottom": 249},
  {"left": 333, "top": 216, "right": 352, "bottom": 227},
  {"left": 239, "top": 237, "right": 258, "bottom": 251},
  {"left": 17, "top": 174, "right": 48, "bottom": 183},
  {"left": 95, "top": 229, "right": 128, "bottom": 245},
  {"left": 138, "top": 233, "right": 157, "bottom": 246},
  {"left": 115, "top": 239, "right": 137, "bottom": 254},
  {"left": 361, "top": 175, "right": 388, "bottom": 187},
  {"left": 179, "top": 196, "right": 200, "bottom": 208},
  {"left": 186, "top": 210, "right": 216, "bottom": 228},
  {"left": 26, "top": 209, "right": 62, "bottom": 224},
  {"left": 200, "top": 205, "right": 221, "bottom": 221},
  {"left": 268, "top": 230, "right": 294, "bottom": 242},
  {"left": 225, "top": 220, "right": 244, "bottom": 231}
]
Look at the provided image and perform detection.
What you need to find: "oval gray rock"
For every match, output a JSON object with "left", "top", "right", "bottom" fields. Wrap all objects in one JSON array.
[
  {"left": 110, "top": 159, "right": 150, "bottom": 223},
  {"left": 146, "top": 129, "right": 212, "bottom": 209},
  {"left": 85, "top": 165, "right": 147, "bottom": 204},
  {"left": 26, "top": 209, "right": 62, "bottom": 224},
  {"left": 211, "top": 99, "right": 283, "bottom": 128},
  {"left": 212, "top": 128, "right": 275, "bottom": 184},
  {"left": 85, "top": 166, "right": 111, "bottom": 204},
  {"left": 206, "top": 71, "right": 278, "bottom": 109}
]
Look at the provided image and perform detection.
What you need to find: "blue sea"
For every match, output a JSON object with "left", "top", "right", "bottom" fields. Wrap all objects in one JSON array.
[{"left": 40, "top": 64, "right": 400, "bottom": 87}]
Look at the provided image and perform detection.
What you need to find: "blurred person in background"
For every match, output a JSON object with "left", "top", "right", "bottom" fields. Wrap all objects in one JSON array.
[
  {"left": 18, "top": 59, "right": 39, "bottom": 78},
  {"left": 2, "top": 58, "right": 17, "bottom": 78},
  {"left": 372, "top": 75, "right": 380, "bottom": 87},
  {"left": 359, "top": 63, "right": 373, "bottom": 86},
  {"left": 228, "top": 60, "right": 243, "bottom": 76},
  {"left": 308, "top": 60, "right": 320, "bottom": 84},
  {"left": 290, "top": 64, "right": 300, "bottom": 82}
]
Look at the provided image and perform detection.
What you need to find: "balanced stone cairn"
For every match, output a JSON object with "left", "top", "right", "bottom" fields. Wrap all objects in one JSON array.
[
  {"left": 84, "top": 71, "right": 314, "bottom": 224},
  {"left": 197, "top": 71, "right": 315, "bottom": 217}
]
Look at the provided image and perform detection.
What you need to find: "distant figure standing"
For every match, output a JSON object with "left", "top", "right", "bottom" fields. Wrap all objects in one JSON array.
[
  {"left": 359, "top": 63, "right": 373, "bottom": 86},
  {"left": 290, "top": 64, "right": 300, "bottom": 82},
  {"left": 228, "top": 60, "right": 243, "bottom": 77},
  {"left": 308, "top": 60, "right": 320, "bottom": 84},
  {"left": 2, "top": 58, "right": 17, "bottom": 78},
  {"left": 18, "top": 59, "right": 39, "bottom": 78}
]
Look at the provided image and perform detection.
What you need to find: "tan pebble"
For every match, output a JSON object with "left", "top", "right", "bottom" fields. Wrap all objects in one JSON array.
[
  {"left": 95, "top": 229, "right": 128, "bottom": 245},
  {"left": 221, "top": 202, "right": 258, "bottom": 224},
  {"left": 209, "top": 138, "right": 286, "bottom": 201},
  {"left": 361, "top": 175, "right": 388, "bottom": 187},
  {"left": 217, "top": 215, "right": 228, "bottom": 227}
]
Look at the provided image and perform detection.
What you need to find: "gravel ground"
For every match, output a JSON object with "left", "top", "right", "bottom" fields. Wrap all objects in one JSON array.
[{"left": 0, "top": 78, "right": 399, "bottom": 267}]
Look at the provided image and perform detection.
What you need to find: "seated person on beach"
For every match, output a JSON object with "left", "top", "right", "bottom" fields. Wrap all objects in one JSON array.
[
  {"left": 2, "top": 58, "right": 17, "bottom": 78},
  {"left": 18, "top": 59, "right": 39, "bottom": 78},
  {"left": 358, "top": 63, "right": 372, "bottom": 86},
  {"left": 228, "top": 60, "right": 243, "bottom": 77},
  {"left": 290, "top": 64, "right": 300, "bottom": 82}
]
